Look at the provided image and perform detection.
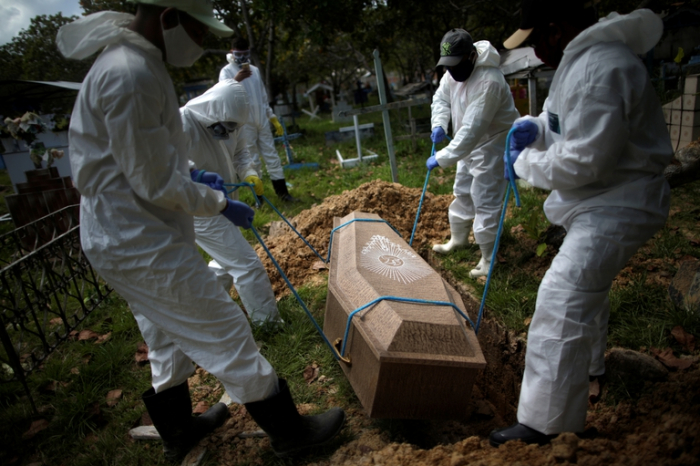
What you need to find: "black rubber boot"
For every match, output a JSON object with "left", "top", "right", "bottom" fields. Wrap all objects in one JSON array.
[
  {"left": 142, "top": 381, "right": 230, "bottom": 463},
  {"left": 489, "top": 422, "right": 555, "bottom": 447},
  {"left": 244, "top": 379, "right": 346, "bottom": 457},
  {"left": 271, "top": 178, "right": 300, "bottom": 203}
]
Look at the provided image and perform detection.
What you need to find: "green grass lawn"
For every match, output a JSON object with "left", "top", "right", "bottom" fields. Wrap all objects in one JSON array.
[{"left": 1, "top": 105, "right": 699, "bottom": 465}]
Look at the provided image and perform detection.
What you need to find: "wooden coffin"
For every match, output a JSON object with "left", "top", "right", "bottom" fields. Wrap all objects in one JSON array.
[{"left": 324, "top": 211, "right": 486, "bottom": 419}]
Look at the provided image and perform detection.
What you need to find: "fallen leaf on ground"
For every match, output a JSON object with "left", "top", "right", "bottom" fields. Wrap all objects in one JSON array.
[
  {"left": 106, "top": 389, "right": 122, "bottom": 407},
  {"left": 78, "top": 329, "right": 99, "bottom": 341},
  {"left": 70, "top": 367, "right": 80, "bottom": 375},
  {"left": 303, "top": 364, "right": 320, "bottom": 384},
  {"left": 95, "top": 332, "right": 112, "bottom": 345},
  {"left": 671, "top": 326, "right": 696, "bottom": 352},
  {"left": 49, "top": 318, "right": 63, "bottom": 327},
  {"left": 524, "top": 317, "right": 532, "bottom": 326},
  {"left": 22, "top": 419, "right": 49, "bottom": 440},
  {"left": 651, "top": 347, "right": 693, "bottom": 370},
  {"left": 312, "top": 261, "right": 328, "bottom": 271}
]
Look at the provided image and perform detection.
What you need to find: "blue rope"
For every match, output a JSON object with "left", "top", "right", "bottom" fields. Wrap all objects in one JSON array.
[
  {"left": 326, "top": 219, "right": 402, "bottom": 263},
  {"left": 260, "top": 195, "right": 325, "bottom": 263},
  {"left": 340, "top": 296, "right": 476, "bottom": 356},
  {"left": 474, "top": 128, "right": 523, "bottom": 332},
  {"left": 223, "top": 182, "right": 261, "bottom": 207},
  {"left": 409, "top": 143, "right": 435, "bottom": 247},
  {"left": 250, "top": 226, "right": 342, "bottom": 360}
]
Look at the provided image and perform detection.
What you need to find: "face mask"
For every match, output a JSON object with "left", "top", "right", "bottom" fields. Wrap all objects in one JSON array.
[
  {"left": 162, "top": 12, "right": 204, "bottom": 68},
  {"left": 232, "top": 50, "right": 250, "bottom": 65},
  {"left": 447, "top": 52, "right": 476, "bottom": 82},
  {"left": 208, "top": 122, "right": 237, "bottom": 140}
]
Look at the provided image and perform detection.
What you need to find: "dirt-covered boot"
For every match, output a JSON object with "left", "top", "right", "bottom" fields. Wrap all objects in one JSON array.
[
  {"left": 271, "top": 178, "right": 300, "bottom": 203},
  {"left": 142, "top": 381, "right": 229, "bottom": 463},
  {"left": 433, "top": 220, "right": 472, "bottom": 254},
  {"left": 469, "top": 242, "right": 495, "bottom": 278},
  {"left": 244, "top": 379, "right": 346, "bottom": 457}
]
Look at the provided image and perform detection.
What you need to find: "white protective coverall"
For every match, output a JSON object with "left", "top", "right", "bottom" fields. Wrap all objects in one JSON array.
[
  {"left": 181, "top": 80, "right": 281, "bottom": 324},
  {"left": 512, "top": 10, "right": 672, "bottom": 434},
  {"left": 219, "top": 58, "right": 284, "bottom": 181},
  {"left": 431, "top": 40, "right": 520, "bottom": 246},
  {"left": 56, "top": 12, "right": 277, "bottom": 402}
]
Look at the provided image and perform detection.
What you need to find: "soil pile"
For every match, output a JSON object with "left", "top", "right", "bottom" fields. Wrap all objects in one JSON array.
[{"left": 255, "top": 180, "right": 452, "bottom": 295}]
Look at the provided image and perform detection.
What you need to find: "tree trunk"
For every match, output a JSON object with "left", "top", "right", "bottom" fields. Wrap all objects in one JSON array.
[
  {"left": 239, "top": 0, "right": 262, "bottom": 75},
  {"left": 265, "top": 20, "right": 275, "bottom": 108}
]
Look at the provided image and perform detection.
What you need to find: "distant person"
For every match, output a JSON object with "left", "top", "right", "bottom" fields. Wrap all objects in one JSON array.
[
  {"left": 428, "top": 29, "right": 520, "bottom": 278},
  {"left": 219, "top": 37, "right": 299, "bottom": 202},
  {"left": 490, "top": 1, "right": 672, "bottom": 447}
]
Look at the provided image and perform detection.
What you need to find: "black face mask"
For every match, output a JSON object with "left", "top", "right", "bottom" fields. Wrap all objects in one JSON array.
[
  {"left": 208, "top": 123, "right": 232, "bottom": 140},
  {"left": 448, "top": 53, "right": 476, "bottom": 82}
]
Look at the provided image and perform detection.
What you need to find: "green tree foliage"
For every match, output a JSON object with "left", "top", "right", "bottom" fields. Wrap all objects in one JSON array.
[{"left": 0, "top": 13, "right": 93, "bottom": 83}]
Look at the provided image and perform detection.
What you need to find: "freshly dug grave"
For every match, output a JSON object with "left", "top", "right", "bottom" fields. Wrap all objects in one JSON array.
[{"left": 190, "top": 180, "right": 700, "bottom": 466}]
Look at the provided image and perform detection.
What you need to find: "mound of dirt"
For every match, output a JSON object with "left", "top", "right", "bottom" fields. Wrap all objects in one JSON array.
[{"left": 255, "top": 180, "right": 453, "bottom": 295}]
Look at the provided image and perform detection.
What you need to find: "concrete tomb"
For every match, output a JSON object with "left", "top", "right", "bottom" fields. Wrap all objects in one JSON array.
[{"left": 324, "top": 211, "right": 486, "bottom": 419}]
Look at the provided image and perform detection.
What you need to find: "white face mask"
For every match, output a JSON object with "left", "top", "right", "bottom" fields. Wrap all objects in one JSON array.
[{"left": 161, "top": 12, "right": 204, "bottom": 68}]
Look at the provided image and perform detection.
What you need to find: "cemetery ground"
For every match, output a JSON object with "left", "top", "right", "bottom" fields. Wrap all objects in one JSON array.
[{"left": 1, "top": 107, "right": 699, "bottom": 466}]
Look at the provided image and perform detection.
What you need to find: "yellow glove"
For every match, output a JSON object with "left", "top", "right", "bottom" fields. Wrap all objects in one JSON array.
[
  {"left": 270, "top": 116, "right": 284, "bottom": 136},
  {"left": 244, "top": 175, "right": 264, "bottom": 196}
]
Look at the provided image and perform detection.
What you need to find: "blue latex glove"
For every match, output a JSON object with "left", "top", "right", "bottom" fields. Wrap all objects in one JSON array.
[
  {"left": 221, "top": 199, "right": 255, "bottom": 229},
  {"left": 426, "top": 155, "right": 440, "bottom": 171},
  {"left": 510, "top": 120, "right": 538, "bottom": 151},
  {"left": 504, "top": 149, "right": 521, "bottom": 181},
  {"left": 430, "top": 127, "right": 446, "bottom": 143},
  {"left": 191, "top": 169, "right": 226, "bottom": 196}
]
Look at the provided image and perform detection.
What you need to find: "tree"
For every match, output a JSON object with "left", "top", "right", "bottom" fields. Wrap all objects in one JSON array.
[{"left": 0, "top": 13, "right": 93, "bottom": 83}]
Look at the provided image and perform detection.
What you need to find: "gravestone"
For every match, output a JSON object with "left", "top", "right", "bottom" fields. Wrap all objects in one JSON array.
[{"left": 324, "top": 211, "right": 486, "bottom": 419}]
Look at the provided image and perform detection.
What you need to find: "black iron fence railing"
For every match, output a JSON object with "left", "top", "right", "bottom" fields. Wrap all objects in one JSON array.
[{"left": 0, "top": 205, "right": 111, "bottom": 411}]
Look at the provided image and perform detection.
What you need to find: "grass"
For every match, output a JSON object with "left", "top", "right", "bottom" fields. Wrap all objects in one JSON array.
[{"left": 1, "top": 102, "right": 699, "bottom": 464}]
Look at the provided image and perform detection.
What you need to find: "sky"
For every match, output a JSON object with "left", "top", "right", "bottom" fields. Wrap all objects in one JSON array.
[{"left": 0, "top": 0, "right": 83, "bottom": 46}]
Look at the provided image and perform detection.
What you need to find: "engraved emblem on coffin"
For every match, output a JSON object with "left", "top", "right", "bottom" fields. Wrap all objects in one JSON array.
[{"left": 324, "top": 211, "right": 486, "bottom": 419}]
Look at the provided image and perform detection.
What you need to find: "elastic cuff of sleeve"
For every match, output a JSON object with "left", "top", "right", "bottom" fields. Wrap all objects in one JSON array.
[{"left": 196, "top": 170, "right": 206, "bottom": 182}]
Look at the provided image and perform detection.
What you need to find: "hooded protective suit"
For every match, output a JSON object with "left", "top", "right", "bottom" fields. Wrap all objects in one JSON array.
[
  {"left": 431, "top": 41, "right": 520, "bottom": 247},
  {"left": 512, "top": 10, "right": 671, "bottom": 434},
  {"left": 181, "top": 80, "right": 281, "bottom": 324},
  {"left": 57, "top": 12, "right": 277, "bottom": 403},
  {"left": 219, "top": 58, "right": 284, "bottom": 181}
]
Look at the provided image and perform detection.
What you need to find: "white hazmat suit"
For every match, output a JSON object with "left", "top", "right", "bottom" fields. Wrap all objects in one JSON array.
[
  {"left": 220, "top": 59, "right": 284, "bottom": 181},
  {"left": 181, "top": 80, "right": 281, "bottom": 325},
  {"left": 512, "top": 10, "right": 672, "bottom": 435},
  {"left": 431, "top": 40, "right": 520, "bottom": 270},
  {"left": 57, "top": 12, "right": 278, "bottom": 402}
]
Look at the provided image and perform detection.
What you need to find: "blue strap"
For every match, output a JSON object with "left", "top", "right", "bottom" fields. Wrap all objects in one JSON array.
[
  {"left": 410, "top": 142, "right": 435, "bottom": 246},
  {"left": 326, "top": 219, "right": 402, "bottom": 263},
  {"left": 223, "top": 182, "right": 261, "bottom": 207},
  {"left": 339, "top": 296, "right": 476, "bottom": 357},
  {"left": 475, "top": 128, "right": 523, "bottom": 332},
  {"left": 251, "top": 226, "right": 343, "bottom": 361},
  {"left": 260, "top": 195, "right": 326, "bottom": 262}
]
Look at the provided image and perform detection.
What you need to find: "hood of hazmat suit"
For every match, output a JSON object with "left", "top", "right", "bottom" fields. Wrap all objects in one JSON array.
[
  {"left": 219, "top": 57, "right": 274, "bottom": 128},
  {"left": 431, "top": 40, "right": 521, "bottom": 168},
  {"left": 181, "top": 79, "right": 257, "bottom": 193},
  {"left": 56, "top": 12, "right": 277, "bottom": 401},
  {"left": 513, "top": 9, "right": 672, "bottom": 225}
]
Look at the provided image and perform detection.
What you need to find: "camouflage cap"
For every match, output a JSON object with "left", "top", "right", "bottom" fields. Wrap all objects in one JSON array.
[{"left": 437, "top": 29, "right": 474, "bottom": 67}]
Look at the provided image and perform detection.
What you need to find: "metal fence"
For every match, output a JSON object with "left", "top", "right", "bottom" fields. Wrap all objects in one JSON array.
[{"left": 0, "top": 205, "right": 111, "bottom": 411}]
